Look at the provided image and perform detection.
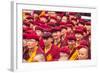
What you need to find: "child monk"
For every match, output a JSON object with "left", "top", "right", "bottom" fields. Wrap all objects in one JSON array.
[
  {"left": 77, "top": 45, "right": 89, "bottom": 60},
  {"left": 51, "top": 26, "right": 61, "bottom": 48},
  {"left": 23, "top": 31, "right": 41, "bottom": 62},
  {"left": 58, "top": 47, "right": 70, "bottom": 61},
  {"left": 43, "top": 32, "right": 60, "bottom": 61}
]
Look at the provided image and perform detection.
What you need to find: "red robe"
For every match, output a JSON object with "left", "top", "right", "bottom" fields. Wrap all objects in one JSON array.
[{"left": 44, "top": 44, "right": 60, "bottom": 61}]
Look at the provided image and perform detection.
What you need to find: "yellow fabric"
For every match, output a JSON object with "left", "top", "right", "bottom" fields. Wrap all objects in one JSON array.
[
  {"left": 69, "top": 50, "right": 79, "bottom": 60},
  {"left": 27, "top": 46, "right": 38, "bottom": 62},
  {"left": 44, "top": 44, "right": 52, "bottom": 54},
  {"left": 58, "top": 43, "right": 61, "bottom": 48},
  {"left": 44, "top": 47, "right": 48, "bottom": 54},
  {"left": 54, "top": 39, "right": 61, "bottom": 48},
  {"left": 39, "top": 11, "right": 45, "bottom": 17},
  {"left": 44, "top": 44, "right": 52, "bottom": 61},
  {"left": 46, "top": 54, "right": 52, "bottom": 61}
]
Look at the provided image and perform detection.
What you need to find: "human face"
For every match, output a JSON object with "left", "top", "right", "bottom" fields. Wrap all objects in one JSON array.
[
  {"left": 61, "top": 16, "right": 67, "bottom": 23},
  {"left": 52, "top": 32, "right": 58, "bottom": 40},
  {"left": 26, "top": 39, "right": 38, "bottom": 48},
  {"left": 23, "top": 12, "right": 31, "bottom": 20},
  {"left": 61, "top": 28, "right": 67, "bottom": 36},
  {"left": 23, "top": 39, "right": 27, "bottom": 47},
  {"left": 68, "top": 40, "right": 75, "bottom": 45},
  {"left": 33, "top": 13, "right": 38, "bottom": 19},
  {"left": 30, "top": 24, "right": 36, "bottom": 31},
  {"left": 34, "top": 54, "right": 45, "bottom": 62},
  {"left": 57, "top": 15, "right": 61, "bottom": 22},
  {"left": 67, "top": 27, "right": 72, "bottom": 32},
  {"left": 36, "top": 30, "right": 43, "bottom": 37},
  {"left": 48, "top": 11, "right": 56, "bottom": 17},
  {"left": 44, "top": 37, "right": 53, "bottom": 46},
  {"left": 71, "top": 20, "right": 77, "bottom": 25},
  {"left": 69, "top": 15, "right": 76, "bottom": 20},
  {"left": 59, "top": 52, "right": 69, "bottom": 61},
  {"left": 75, "top": 33, "right": 83, "bottom": 41},
  {"left": 78, "top": 23, "right": 84, "bottom": 27},
  {"left": 49, "top": 19, "right": 57, "bottom": 24},
  {"left": 56, "top": 31, "right": 61, "bottom": 39},
  {"left": 85, "top": 25, "right": 91, "bottom": 31},
  {"left": 40, "top": 17, "right": 47, "bottom": 23},
  {"left": 48, "top": 38, "right": 53, "bottom": 44},
  {"left": 78, "top": 48, "right": 88, "bottom": 60}
]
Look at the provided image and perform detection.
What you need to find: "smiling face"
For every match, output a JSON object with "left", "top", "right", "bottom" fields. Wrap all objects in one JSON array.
[
  {"left": 78, "top": 48, "right": 88, "bottom": 60},
  {"left": 26, "top": 39, "right": 38, "bottom": 48}
]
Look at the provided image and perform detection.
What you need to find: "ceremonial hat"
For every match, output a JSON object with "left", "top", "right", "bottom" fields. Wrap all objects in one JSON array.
[
  {"left": 76, "top": 45, "right": 88, "bottom": 50},
  {"left": 80, "top": 39, "right": 89, "bottom": 47},
  {"left": 60, "top": 47, "right": 70, "bottom": 55},
  {"left": 67, "top": 33, "right": 76, "bottom": 40},
  {"left": 75, "top": 26, "right": 86, "bottom": 34},
  {"left": 51, "top": 26, "right": 61, "bottom": 32},
  {"left": 23, "top": 32, "right": 39, "bottom": 41},
  {"left": 66, "top": 21, "right": 73, "bottom": 28},
  {"left": 50, "top": 16, "right": 57, "bottom": 20}
]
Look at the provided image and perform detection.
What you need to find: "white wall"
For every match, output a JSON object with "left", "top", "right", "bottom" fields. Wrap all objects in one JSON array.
[{"left": 0, "top": 0, "right": 100, "bottom": 73}]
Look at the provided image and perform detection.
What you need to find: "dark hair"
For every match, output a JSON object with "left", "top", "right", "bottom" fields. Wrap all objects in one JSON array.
[{"left": 42, "top": 32, "right": 52, "bottom": 39}]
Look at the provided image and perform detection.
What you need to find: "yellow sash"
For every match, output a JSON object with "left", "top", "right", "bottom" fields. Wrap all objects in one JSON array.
[
  {"left": 44, "top": 47, "right": 48, "bottom": 54},
  {"left": 69, "top": 50, "right": 79, "bottom": 60},
  {"left": 27, "top": 46, "right": 38, "bottom": 62},
  {"left": 54, "top": 39, "right": 61, "bottom": 48},
  {"left": 44, "top": 44, "right": 52, "bottom": 53},
  {"left": 44, "top": 44, "right": 53, "bottom": 61},
  {"left": 46, "top": 54, "right": 52, "bottom": 61},
  {"left": 57, "top": 43, "right": 61, "bottom": 48}
]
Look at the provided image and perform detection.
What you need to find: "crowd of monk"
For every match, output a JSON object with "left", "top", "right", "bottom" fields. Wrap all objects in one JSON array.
[{"left": 22, "top": 10, "right": 91, "bottom": 62}]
